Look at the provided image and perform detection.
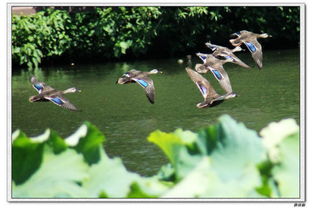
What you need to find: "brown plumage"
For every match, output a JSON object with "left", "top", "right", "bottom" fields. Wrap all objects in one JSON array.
[
  {"left": 205, "top": 42, "right": 250, "bottom": 68},
  {"left": 195, "top": 53, "right": 236, "bottom": 97},
  {"left": 116, "top": 69, "right": 162, "bottom": 104},
  {"left": 29, "top": 76, "right": 81, "bottom": 111},
  {"left": 229, "top": 30, "right": 271, "bottom": 69},
  {"left": 186, "top": 67, "right": 226, "bottom": 108}
]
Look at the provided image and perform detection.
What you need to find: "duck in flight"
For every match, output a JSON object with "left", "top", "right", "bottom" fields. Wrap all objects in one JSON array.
[
  {"left": 186, "top": 67, "right": 228, "bottom": 108},
  {"left": 29, "top": 76, "right": 81, "bottom": 111},
  {"left": 195, "top": 53, "right": 237, "bottom": 99},
  {"left": 205, "top": 42, "right": 250, "bottom": 68},
  {"left": 229, "top": 30, "right": 271, "bottom": 69},
  {"left": 116, "top": 69, "right": 162, "bottom": 104}
]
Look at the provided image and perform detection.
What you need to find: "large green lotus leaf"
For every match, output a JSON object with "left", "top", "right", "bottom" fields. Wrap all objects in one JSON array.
[
  {"left": 82, "top": 149, "right": 139, "bottom": 198},
  {"left": 272, "top": 132, "right": 299, "bottom": 197},
  {"left": 163, "top": 157, "right": 262, "bottom": 198},
  {"left": 65, "top": 121, "right": 106, "bottom": 165},
  {"left": 209, "top": 115, "right": 266, "bottom": 182},
  {"left": 13, "top": 146, "right": 89, "bottom": 198},
  {"left": 260, "top": 118, "right": 299, "bottom": 162},
  {"left": 12, "top": 122, "right": 105, "bottom": 185},
  {"left": 12, "top": 130, "right": 45, "bottom": 185},
  {"left": 162, "top": 115, "right": 266, "bottom": 197},
  {"left": 148, "top": 129, "right": 201, "bottom": 180},
  {"left": 12, "top": 129, "right": 66, "bottom": 184},
  {"left": 127, "top": 177, "right": 171, "bottom": 198},
  {"left": 196, "top": 124, "right": 219, "bottom": 155},
  {"left": 171, "top": 129, "right": 202, "bottom": 179},
  {"left": 260, "top": 118, "right": 300, "bottom": 197},
  {"left": 163, "top": 157, "right": 216, "bottom": 197},
  {"left": 147, "top": 129, "right": 195, "bottom": 164}
]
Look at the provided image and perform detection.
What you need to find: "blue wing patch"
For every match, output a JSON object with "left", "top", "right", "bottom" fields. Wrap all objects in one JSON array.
[
  {"left": 199, "top": 55, "right": 207, "bottom": 62},
  {"left": 245, "top": 42, "right": 257, "bottom": 53},
  {"left": 136, "top": 79, "right": 148, "bottom": 88},
  {"left": 225, "top": 55, "right": 233, "bottom": 60},
  {"left": 34, "top": 83, "right": 43, "bottom": 92},
  {"left": 51, "top": 97, "right": 64, "bottom": 105},
  {"left": 212, "top": 70, "right": 223, "bottom": 80},
  {"left": 199, "top": 85, "right": 207, "bottom": 96}
]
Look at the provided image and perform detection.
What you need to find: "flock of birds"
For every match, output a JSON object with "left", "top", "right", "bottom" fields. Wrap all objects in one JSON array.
[{"left": 28, "top": 30, "right": 270, "bottom": 110}]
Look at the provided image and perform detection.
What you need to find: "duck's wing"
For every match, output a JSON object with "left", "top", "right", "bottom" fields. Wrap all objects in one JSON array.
[
  {"left": 206, "top": 64, "right": 233, "bottom": 94},
  {"left": 231, "top": 54, "right": 250, "bottom": 68},
  {"left": 30, "top": 76, "right": 54, "bottom": 93},
  {"left": 186, "top": 68, "right": 219, "bottom": 101},
  {"left": 116, "top": 71, "right": 136, "bottom": 84},
  {"left": 243, "top": 39, "right": 263, "bottom": 68},
  {"left": 196, "top": 53, "right": 209, "bottom": 63},
  {"left": 44, "top": 94, "right": 79, "bottom": 111},
  {"left": 214, "top": 50, "right": 250, "bottom": 68},
  {"left": 131, "top": 76, "right": 155, "bottom": 104},
  {"left": 206, "top": 43, "right": 221, "bottom": 51}
]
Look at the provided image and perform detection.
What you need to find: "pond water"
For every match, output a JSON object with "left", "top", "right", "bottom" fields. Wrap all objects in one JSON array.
[{"left": 12, "top": 49, "right": 300, "bottom": 176}]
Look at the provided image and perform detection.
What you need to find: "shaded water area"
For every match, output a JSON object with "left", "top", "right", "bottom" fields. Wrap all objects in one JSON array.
[{"left": 12, "top": 49, "right": 300, "bottom": 176}]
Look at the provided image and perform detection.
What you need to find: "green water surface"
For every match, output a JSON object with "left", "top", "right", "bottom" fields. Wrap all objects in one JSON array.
[{"left": 12, "top": 49, "right": 300, "bottom": 176}]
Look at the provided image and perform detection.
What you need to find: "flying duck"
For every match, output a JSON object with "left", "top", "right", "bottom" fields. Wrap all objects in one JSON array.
[
  {"left": 116, "top": 69, "right": 162, "bottom": 104},
  {"left": 186, "top": 67, "right": 227, "bottom": 108},
  {"left": 195, "top": 53, "right": 237, "bottom": 99},
  {"left": 229, "top": 30, "right": 271, "bottom": 68},
  {"left": 29, "top": 76, "right": 81, "bottom": 111}
]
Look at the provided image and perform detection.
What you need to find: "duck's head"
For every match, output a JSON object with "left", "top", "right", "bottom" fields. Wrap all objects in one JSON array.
[
  {"left": 116, "top": 77, "right": 128, "bottom": 84},
  {"left": 30, "top": 76, "right": 37, "bottom": 83},
  {"left": 196, "top": 101, "right": 209, "bottom": 108},
  {"left": 259, "top": 33, "right": 271, "bottom": 38},
  {"left": 29, "top": 95, "right": 39, "bottom": 102},
  {"left": 150, "top": 69, "right": 163, "bottom": 74},
  {"left": 229, "top": 38, "right": 242, "bottom": 47},
  {"left": 63, "top": 87, "right": 81, "bottom": 94}
]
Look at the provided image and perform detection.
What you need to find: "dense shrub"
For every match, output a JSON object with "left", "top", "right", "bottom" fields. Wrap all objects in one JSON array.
[
  {"left": 12, "top": 9, "right": 71, "bottom": 69},
  {"left": 12, "top": 6, "right": 300, "bottom": 69}
]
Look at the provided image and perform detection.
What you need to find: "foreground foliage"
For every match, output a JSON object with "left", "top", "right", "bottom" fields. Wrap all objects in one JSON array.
[
  {"left": 12, "top": 115, "right": 300, "bottom": 198},
  {"left": 12, "top": 6, "right": 300, "bottom": 69}
]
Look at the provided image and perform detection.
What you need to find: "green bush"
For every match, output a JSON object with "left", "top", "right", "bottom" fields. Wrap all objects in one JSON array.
[
  {"left": 12, "top": 115, "right": 299, "bottom": 198},
  {"left": 67, "top": 7, "right": 161, "bottom": 58},
  {"left": 12, "top": 9, "right": 71, "bottom": 69},
  {"left": 12, "top": 6, "right": 300, "bottom": 69}
]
